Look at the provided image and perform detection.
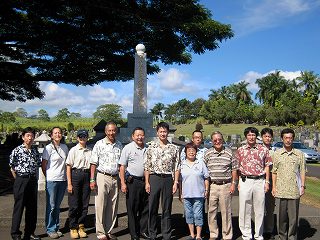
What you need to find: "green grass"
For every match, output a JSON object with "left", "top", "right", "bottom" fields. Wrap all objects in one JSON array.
[
  {"left": 308, "top": 163, "right": 320, "bottom": 167},
  {"left": 2, "top": 117, "right": 98, "bottom": 132},
  {"left": 302, "top": 177, "right": 320, "bottom": 208},
  {"left": 175, "top": 123, "right": 283, "bottom": 140}
]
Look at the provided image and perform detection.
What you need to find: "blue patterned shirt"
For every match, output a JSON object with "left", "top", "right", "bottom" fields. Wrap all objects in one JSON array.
[{"left": 9, "top": 144, "right": 41, "bottom": 175}]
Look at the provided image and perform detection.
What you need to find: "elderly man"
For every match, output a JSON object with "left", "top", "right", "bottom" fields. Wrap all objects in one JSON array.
[
  {"left": 144, "top": 122, "right": 180, "bottom": 240},
  {"left": 119, "top": 127, "right": 149, "bottom": 240},
  {"left": 90, "top": 122, "right": 123, "bottom": 240},
  {"left": 236, "top": 127, "right": 272, "bottom": 240},
  {"left": 272, "top": 128, "right": 306, "bottom": 240},
  {"left": 204, "top": 131, "right": 238, "bottom": 240}
]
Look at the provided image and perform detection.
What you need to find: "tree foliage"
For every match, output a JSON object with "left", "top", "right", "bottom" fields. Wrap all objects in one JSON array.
[
  {"left": 255, "top": 71, "right": 288, "bottom": 107},
  {"left": 0, "top": 111, "right": 16, "bottom": 123},
  {"left": 13, "top": 107, "right": 28, "bottom": 118},
  {"left": 37, "top": 109, "right": 50, "bottom": 121},
  {"left": 55, "top": 108, "right": 70, "bottom": 121},
  {"left": 0, "top": 0, "right": 233, "bottom": 101},
  {"left": 150, "top": 102, "right": 165, "bottom": 123},
  {"left": 93, "top": 104, "right": 123, "bottom": 125}
]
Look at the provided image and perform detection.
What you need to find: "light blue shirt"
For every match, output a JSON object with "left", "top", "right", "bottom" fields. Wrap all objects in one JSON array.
[{"left": 180, "top": 159, "right": 209, "bottom": 198}]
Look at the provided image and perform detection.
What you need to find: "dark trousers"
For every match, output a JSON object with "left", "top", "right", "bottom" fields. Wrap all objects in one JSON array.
[
  {"left": 264, "top": 186, "right": 276, "bottom": 234},
  {"left": 126, "top": 177, "right": 149, "bottom": 238},
  {"left": 148, "top": 175, "right": 173, "bottom": 240},
  {"left": 68, "top": 170, "right": 91, "bottom": 229},
  {"left": 11, "top": 176, "right": 38, "bottom": 237},
  {"left": 278, "top": 198, "right": 300, "bottom": 240}
]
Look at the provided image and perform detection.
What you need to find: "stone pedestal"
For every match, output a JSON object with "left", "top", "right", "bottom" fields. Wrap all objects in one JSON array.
[{"left": 119, "top": 113, "right": 156, "bottom": 144}]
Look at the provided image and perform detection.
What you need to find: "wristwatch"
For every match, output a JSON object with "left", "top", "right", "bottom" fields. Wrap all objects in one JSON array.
[{"left": 301, "top": 185, "right": 306, "bottom": 189}]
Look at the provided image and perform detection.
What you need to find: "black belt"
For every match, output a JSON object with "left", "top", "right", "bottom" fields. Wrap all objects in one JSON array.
[
  {"left": 72, "top": 168, "right": 90, "bottom": 173},
  {"left": 97, "top": 170, "right": 117, "bottom": 177},
  {"left": 241, "top": 174, "right": 265, "bottom": 180},
  {"left": 17, "top": 174, "right": 37, "bottom": 178},
  {"left": 153, "top": 173, "right": 172, "bottom": 178},
  {"left": 132, "top": 175, "right": 145, "bottom": 181},
  {"left": 211, "top": 179, "right": 231, "bottom": 185}
]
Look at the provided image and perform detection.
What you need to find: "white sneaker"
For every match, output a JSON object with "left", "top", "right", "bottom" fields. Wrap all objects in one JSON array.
[{"left": 57, "top": 230, "right": 63, "bottom": 237}]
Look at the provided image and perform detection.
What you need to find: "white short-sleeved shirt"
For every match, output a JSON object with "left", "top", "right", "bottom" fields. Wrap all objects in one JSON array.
[
  {"left": 66, "top": 143, "right": 92, "bottom": 169},
  {"left": 42, "top": 143, "right": 68, "bottom": 181},
  {"left": 90, "top": 138, "right": 123, "bottom": 175},
  {"left": 119, "top": 141, "right": 146, "bottom": 177}
]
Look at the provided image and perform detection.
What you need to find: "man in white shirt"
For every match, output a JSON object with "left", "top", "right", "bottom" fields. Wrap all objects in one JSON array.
[{"left": 90, "top": 122, "right": 123, "bottom": 240}]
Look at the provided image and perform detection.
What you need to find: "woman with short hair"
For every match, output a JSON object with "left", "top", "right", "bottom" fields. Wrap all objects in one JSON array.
[{"left": 180, "top": 142, "right": 210, "bottom": 240}]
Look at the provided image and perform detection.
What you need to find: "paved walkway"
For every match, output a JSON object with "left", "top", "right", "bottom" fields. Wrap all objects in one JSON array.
[{"left": 0, "top": 189, "right": 319, "bottom": 239}]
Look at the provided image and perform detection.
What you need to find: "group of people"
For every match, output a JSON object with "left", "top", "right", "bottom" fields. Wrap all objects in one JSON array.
[{"left": 8, "top": 122, "right": 306, "bottom": 240}]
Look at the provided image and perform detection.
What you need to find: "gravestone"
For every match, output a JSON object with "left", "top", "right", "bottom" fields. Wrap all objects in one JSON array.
[{"left": 118, "top": 44, "right": 156, "bottom": 143}]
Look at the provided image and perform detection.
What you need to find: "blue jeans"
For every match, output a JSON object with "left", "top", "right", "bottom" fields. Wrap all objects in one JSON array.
[
  {"left": 45, "top": 181, "right": 67, "bottom": 233},
  {"left": 184, "top": 198, "right": 204, "bottom": 226}
]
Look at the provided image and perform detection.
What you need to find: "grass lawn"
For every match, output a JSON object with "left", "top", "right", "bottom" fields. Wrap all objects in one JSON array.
[
  {"left": 301, "top": 177, "right": 320, "bottom": 208},
  {"left": 308, "top": 163, "right": 320, "bottom": 167},
  {"left": 174, "top": 123, "right": 284, "bottom": 140}
]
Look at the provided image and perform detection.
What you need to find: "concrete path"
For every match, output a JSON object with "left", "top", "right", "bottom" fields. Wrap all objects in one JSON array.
[{"left": 0, "top": 190, "right": 319, "bottom": 240}]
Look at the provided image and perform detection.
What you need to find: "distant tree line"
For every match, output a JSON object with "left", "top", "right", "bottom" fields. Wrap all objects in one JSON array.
[
  {"left": 150, "top": 70, "right": 320, "bottom": 128},
  {"left": 0, "top": 104, "right": 124, "bottom": 133},
  {"left": 1, "top": 70, "right": 319, "bottom": 133}
]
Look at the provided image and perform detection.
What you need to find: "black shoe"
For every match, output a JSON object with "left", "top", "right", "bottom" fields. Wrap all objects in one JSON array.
[
  {"left": 264, "top": 233, "right": 275, "bottom": 240},
  {"left": 131, "top": 236, "right": 140, "bottom": 240},
  {"left": 140, "top": 232, "right": 150, "bottom": 239},
  {"left": 12, "top": 235, "right": 22, "bottom": 240},
  {"left": 23, "top": 234, "right": 41, "bottom": 240},
  {"left": 30, "top": 234, "right": 41, "bottom": 240}
]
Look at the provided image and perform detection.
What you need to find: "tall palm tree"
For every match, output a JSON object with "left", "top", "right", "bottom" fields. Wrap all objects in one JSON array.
[
  {"left": 231, "top": 81, "right": 252, "bottom": 104},
  {"left": 296, "top": 71, "right": 320, "bottom": 106},
  {"left": 150, "top": 102, "right": 165, "bottom": 123},
  {"left": 255, "top": 71, "right": 288, "bottom": 107}
]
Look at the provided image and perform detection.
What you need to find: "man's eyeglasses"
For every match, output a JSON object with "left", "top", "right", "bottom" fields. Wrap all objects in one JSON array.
[{"left": 213, "top": 138, "right": 223, "bottom": 143}]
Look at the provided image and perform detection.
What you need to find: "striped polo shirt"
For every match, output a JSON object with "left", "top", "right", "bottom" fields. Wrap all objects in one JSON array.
[{"left": 204, "top": 147, "right": 238, "bottom": 181}]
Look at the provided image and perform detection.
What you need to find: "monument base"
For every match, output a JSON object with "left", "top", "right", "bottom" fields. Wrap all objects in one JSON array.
[{"left": 119, "top": 113, "right": 157, "bottom": 144}]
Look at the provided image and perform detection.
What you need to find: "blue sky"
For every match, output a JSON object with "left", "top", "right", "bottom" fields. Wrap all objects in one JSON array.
[{"left": 2, "top": 0, "right": 320, "bottom": 117}]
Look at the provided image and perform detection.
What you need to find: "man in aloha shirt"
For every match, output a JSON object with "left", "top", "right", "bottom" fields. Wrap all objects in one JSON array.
[
  {"left": 236, "top": 127, "right": 272, "bottom": 240},
  {"left": 144, "top": 122, "right": 180, "bottom": 240}
]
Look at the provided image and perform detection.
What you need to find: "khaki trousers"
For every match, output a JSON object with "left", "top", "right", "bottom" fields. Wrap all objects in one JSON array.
[
  {"left": 208, "top": 183, "right": 233, "bottom": 240},
  {"left": 95, "top": 172, "right": 119, "bottom": 235}
]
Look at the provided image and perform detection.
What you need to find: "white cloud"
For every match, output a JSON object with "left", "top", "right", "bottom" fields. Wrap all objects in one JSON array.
[
  {"left": 158, "top": 68, "right": 195, "bottom": 93},
  {"left": 34, "top": 82, "right": 84, "bottom": 106},
  {"left": 279, "top": 70, "right": 301, "bottom": 80},
  {"left": 88, "top": 85, "right": 117, "bottom": 103},
  {"left": 0, "top": 82, "right": 125, "bottom": 117},
  {"left": 234, "top": 0, "right": 319, "bottom": 35}
]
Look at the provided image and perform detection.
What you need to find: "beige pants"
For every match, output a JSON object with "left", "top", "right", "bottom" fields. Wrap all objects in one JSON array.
[
  {"left": 95, "top": 173, "right": 119, "bottom": 235},
  {"left": 208, "top": 183, "right": 233, "bottom": 240},
  {"left": 238, "top": 178, "right": 265, "bottom": 240}
]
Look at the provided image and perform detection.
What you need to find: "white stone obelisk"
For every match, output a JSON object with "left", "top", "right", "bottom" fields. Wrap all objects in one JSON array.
[
  {"left": 118, "top": 44, "right": 156, "bottom": 143},
  {"left": 133, "top": 44, "right": 147, "bottom": 113}
]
